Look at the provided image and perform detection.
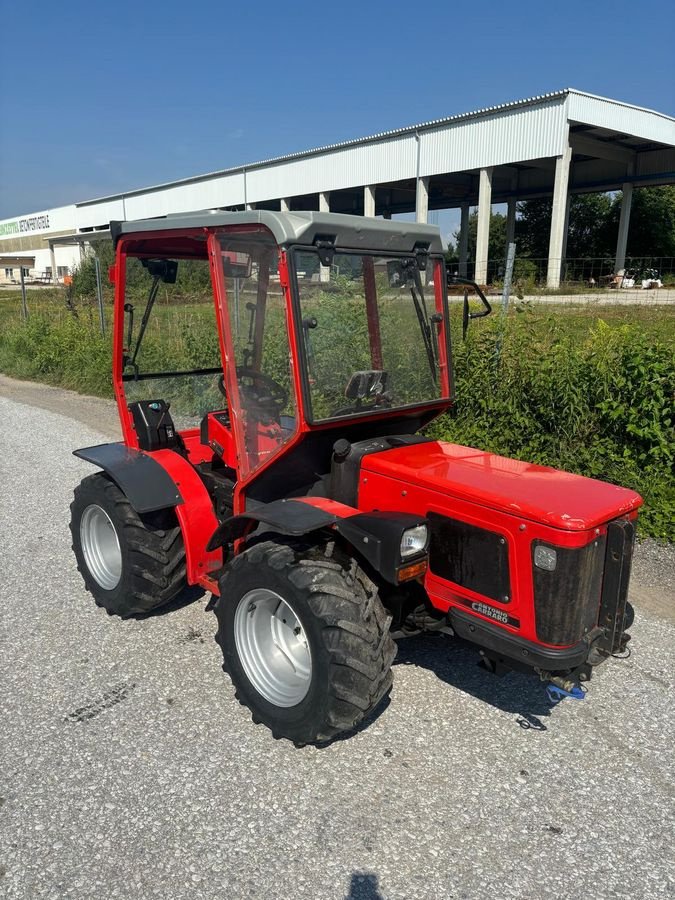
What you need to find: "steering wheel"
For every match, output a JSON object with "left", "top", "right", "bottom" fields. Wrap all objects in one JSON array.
[
  {"left": 235, "top": 367, "right": 288, "bottom": 418},
  {"left": 331, "top": 369, "right": 391, "bottom": 417},
  {"left": 331, "top": 394, "right": 392, "bottom": 418}
]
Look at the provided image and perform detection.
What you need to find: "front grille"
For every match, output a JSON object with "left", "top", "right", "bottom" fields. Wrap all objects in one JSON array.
[
  {"left": 532, "top": 535, "right": 606, "bottom": 645},
  {"left": 596, "top": 519, "right": 635, "bottom": 654},
  {"left": 428, "top": 513, "right": 510, "bottom": 603},
  {"left": 532, "top": 518, "right": 636, "bottom": 648}
]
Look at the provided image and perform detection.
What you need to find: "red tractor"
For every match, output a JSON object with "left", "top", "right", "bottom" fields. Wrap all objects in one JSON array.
[{"left": 70, "top": 210, "right": 641, "bottom": 744}]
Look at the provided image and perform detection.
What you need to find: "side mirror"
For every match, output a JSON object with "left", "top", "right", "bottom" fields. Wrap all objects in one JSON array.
[
  {"left": 387, "top": 260, "right": 403, "bottom": 287},
  {"left": 391, "top": 257, "right": 418, "bottom": 287},
  {"left": 141, "top": 258, "right": 178, "bottom": 283},
  {"left": 448, "top": 275, "right": 492, "bottom": 339},
  {"left": 222, "top": 250, "right": 253, "bottom": 278}
]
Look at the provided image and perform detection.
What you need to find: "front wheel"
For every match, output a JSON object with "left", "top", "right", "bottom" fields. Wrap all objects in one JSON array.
[{"left": 215, "top": 540, "right": 396, "bottom": 744}]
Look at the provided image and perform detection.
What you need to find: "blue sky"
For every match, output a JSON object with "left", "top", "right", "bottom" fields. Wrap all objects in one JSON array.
[{"left": 1, "top": 0, "right": 673, "bottom": 241}]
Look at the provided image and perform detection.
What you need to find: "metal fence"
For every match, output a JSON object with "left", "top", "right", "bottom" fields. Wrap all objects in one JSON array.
[{"left": 448, "top": 256, "right": 675, "bottom": 287}]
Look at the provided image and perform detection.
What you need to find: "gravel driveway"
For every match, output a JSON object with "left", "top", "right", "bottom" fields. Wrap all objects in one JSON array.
[{"left": 0, "top": 391, "right": 673, "bottom": 900}]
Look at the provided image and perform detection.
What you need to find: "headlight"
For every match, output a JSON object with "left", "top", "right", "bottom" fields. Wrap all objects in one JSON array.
[
  {"left": 400, "top": 524, "right": 428, "bottom": 558},
  {"left": 534, "top": 545, "right": 557, "bottom": 571}
]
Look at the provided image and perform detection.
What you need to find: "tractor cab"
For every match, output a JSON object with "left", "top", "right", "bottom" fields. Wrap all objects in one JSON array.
[{"left": 107, "top": 211, "right": 453, "bottom": 517}]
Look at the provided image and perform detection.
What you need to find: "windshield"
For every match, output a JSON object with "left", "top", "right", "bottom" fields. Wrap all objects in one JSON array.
[
  {"left": 292, "top": 251, "right": 448, "bottom": 421},
  {"left": 122, "top": 252, "right": 223, "bottom": 430}
]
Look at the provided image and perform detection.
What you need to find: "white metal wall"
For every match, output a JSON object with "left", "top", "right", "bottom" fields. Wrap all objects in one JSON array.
[
  {"left": 567, "top": 91, "right": 675, "bottom": 146},
  {"left": 0, "top": 204, "right": 76, "bottom": 239},
  {"left": 124, "top": 171, "right": 246, "bottom": 220},
  {"left": 75, "top": 198, "right": 125, "bottom": 230},
  {"left": 420, "top": 98, "right": 568, "bottom": 176},
  {"left": 247, "top": 134, "right": 418, "bottom": 201},
  {"left": 0, "top": 245, "right": 84, "bottom": 277}
]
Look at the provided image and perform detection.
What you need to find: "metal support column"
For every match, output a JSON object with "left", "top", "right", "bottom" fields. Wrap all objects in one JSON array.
[
  {"left": 475, "top": 167, "right": 493, "bottom": 284},
  {"left": 560, "top": 193, "right": 571, "bottom": 280},
  {"left": 505, "top": 197, "right": 517, "bottom": 255},
  {"left": 19, "top": 266, "right": 28, "bottom": 320},
  {"left": 49, "top": 241, "right": 58, "bottom": 285},
  {"left": 459, "top": 202, "right": 470, "bottom": 277},
  {"left": 615, "top": 182, "right": 633, "bottom": 272},
  {"left": 546, "top": 142, "right": 573, "bottom": 289},
  {"left": 94, "top": 255, "right": 105, "bottom": 335},
  {"left": 319, "top": 192, "right": 330, "bottom": 282},
  {"left": 364, "top": 185, "right": 376, "bottom": 218},
  {"left": 416, "top": 176, "right": 429, "bottom": 224}
]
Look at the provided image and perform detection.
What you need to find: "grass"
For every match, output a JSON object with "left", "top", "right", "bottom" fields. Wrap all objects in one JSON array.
[{"left": 4, "top": 288, "right": 674, "bottom": 356}]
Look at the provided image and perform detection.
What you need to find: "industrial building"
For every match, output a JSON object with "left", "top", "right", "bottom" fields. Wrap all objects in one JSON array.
[{"left": 1, "top": 88, "right": 674, "bottom": 288}]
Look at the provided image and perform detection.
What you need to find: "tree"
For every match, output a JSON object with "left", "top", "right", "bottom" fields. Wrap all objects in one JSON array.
[
  {"left": 452, "top": 210, "right": 507, "bottom": 264},
  {"left": 516, "top": 187, "right": 675, "bottom": 263},
  {"left": 611, "top": 185, "right": 675, "bottom": 258},
  {"left": 566, "top": 193, "right": 614, "bottom": 258},
  {"left": 515, "top": 199, "right": 552, "bottom": 259},
  {"left": 71, "top": 240, "right": 115, "bottom": 299},
  {"left": 516, "top": 193, "right": 615, "bottom": 260}
]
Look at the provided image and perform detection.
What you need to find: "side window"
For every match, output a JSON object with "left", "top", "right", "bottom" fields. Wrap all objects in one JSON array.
[
  {"left": 218, "top": 233, "right": 296, "bottom": 476},
  {"left": 122, "top": 252, "right": 224, "bottom": 430}
]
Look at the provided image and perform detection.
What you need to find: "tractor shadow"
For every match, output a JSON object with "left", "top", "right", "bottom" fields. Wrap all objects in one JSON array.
[
  {"left": 318, "top": 633, "right": 552, "bottom": 748},
  {"left": 133, "top": 584, "right": 207, "bottom": 620},
  {"left": 317, "top": 694, "right": 393, "bottom": 747},
  {"left": 393, "top": 633, "right": 553, "bottom": 731}
]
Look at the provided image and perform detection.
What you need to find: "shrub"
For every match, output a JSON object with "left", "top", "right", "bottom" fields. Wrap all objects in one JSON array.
[{"left": 0, "top": 297, "right": 672, "bottom": 539}]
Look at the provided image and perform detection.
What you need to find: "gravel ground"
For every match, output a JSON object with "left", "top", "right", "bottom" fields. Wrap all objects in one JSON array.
[
  {"left": 1, "top": 394, "right": 674, "bottom": 900},
  {"left": 632, "top": 538, "right": 675, "bottom": 596}
]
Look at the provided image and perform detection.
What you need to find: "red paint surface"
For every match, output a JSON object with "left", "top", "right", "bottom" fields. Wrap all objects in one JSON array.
[
  {"left": 149, "top": 449, "right": 223, "bottom": 588},
  {"left": 361, "top": 441, "right": 642, "bottom": 532}
]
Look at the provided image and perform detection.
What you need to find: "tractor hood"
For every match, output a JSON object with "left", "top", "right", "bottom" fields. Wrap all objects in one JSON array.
[{"left": 361, "top": 440, "right": 642, "bottom": 532}]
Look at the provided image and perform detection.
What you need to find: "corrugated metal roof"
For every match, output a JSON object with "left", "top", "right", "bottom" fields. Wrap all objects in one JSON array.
[
  {"left": 75, "top": 89, "right": 674, "bottom": 209},
  {"left": 76, "top": 90, "right": 576, "bottom": 206}
]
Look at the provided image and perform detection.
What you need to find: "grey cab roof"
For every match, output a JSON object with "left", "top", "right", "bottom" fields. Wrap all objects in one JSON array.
[{"left": 111, "top": 209, "right": 446, "bottom": 255}]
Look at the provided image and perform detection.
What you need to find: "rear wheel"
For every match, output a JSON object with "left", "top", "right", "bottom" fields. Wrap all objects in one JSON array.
[
  {"left": 215, "top": 539, "right": 396, "bottom": 744},
  {"left": 70, "top": 473, "right": 186, "bottom": 618}
]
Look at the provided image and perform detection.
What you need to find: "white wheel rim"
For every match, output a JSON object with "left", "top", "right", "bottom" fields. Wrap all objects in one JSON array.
[
  {"left": 234, "top": 588, "right": 312, "bottom": 707},
  {"left": 80, "top": 504, "right": 122, "bottom": 591}
]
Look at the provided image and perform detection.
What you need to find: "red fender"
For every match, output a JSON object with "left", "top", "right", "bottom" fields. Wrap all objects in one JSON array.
[{"left": 149, "top": 449, "right": 223, "bottom": 591}]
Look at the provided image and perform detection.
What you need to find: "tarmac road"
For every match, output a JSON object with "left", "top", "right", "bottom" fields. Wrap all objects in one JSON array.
[{"left": 0, "top": 388, "right": 674, "bottom": 900}]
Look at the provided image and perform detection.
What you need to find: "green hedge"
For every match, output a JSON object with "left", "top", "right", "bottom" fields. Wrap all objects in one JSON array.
[{"left": 0, "top": 300, "right": 672, "bottom": 539}]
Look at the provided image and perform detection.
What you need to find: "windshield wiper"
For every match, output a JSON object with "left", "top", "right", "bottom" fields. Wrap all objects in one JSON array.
[
  {"left": 407, "top": 265, "right": 437, "bottom": 383},
  {"left": 125, "top": 274, "right": 161, "bottom": 375}
]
